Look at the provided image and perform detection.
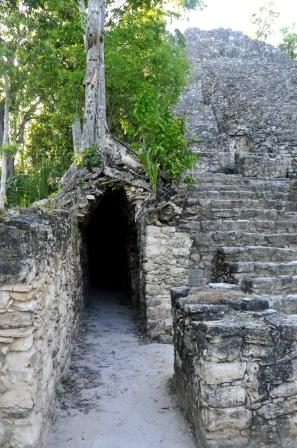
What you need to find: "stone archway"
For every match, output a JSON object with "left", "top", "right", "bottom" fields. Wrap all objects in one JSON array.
[{"left": 84, "top": 187, "right": 139, "bottom": 305}]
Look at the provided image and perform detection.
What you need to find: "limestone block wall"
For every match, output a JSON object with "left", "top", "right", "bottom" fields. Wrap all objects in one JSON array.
[
  {"left": 0, "top": 209, "right": 84, "bottom": 448},
  {"left": 172, "top": 288, "right": 297, "bottom": 448},
  {"left": 139, "top": 225, "right": 192, "bottom": 338},
  {"left": 176, "top": 29, "right": 297, "bottom": 178}
]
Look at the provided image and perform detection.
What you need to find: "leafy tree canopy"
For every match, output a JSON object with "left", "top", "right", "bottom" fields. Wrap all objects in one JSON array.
[
  {"left": 280, "top": 25, "right": 297, "bottom": 60},
  {"left": 1, "top": 0, "right": 202, "bottom": 205}
]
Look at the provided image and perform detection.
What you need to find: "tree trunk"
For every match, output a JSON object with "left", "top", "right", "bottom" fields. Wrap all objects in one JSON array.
[
  {"left": 79, "top": 0, "right": 87, "bottom": 49},
  {"left": 7, "top": 156, "right": 15, "bottom": 178},
  {"left": 81, "top": 0, "right": 107, "bottom": 151},
  {"left": 72, "top": 115, "right": 82, "bottom": 153},
  {"left": 0, "top": 103, "right": 4, "bottom": 147},
  {"left": 0, "top": 73, "right": 10, "bottom": 210}
]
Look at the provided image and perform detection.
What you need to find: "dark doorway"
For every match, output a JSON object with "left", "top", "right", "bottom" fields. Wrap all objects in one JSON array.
[{"left": 85, "top": 188, "right": 135, "bottom": 300}]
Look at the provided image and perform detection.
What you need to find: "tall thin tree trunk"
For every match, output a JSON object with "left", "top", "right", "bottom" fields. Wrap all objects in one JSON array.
[
  {"left": 0, "top": 103, "right": 4, "bottom": 146},
  {"left": 79, "top": 0, "right": 87, "bottom": 50},
  {"left": 7, "top": 156, "right": 15, "bottom": 178},
  {"left": 72, "top": 115, "right": 82, "bottom": 154},
  {"left": 81, "top": 0, "right": 107, "bottom": 151},
  {"left": 96, "top": 0, "right": 107, "bottom": 143},
  {"left": 0, "top": 73, "right": 10, "bottom": 210}
]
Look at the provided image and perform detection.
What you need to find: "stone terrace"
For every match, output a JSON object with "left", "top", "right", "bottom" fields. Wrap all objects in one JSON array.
[
  {"left": 180, "top": 173, "right": 297, "bottom": 314},
  {"left": 176, "top": 28, "right": 297, "bottom": 314}
]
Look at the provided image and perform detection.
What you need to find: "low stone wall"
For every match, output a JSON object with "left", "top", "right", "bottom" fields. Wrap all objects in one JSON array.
[
  {"left": 172, "top": 288, "right": 297, "bottom": 448},
  {"left": 0, "top": 209, "right": 84, "bottom": 447},
  {"left": 140, "top": 225, "right": 191, "bottom": 338}
]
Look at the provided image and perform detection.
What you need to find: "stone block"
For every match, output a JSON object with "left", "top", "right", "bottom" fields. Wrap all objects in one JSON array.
[
  {"left": 200, "top": 384, "right": 246, "bottom": 408},
  {"left": 5, "top": 348, "right": 36, "bottom": 372},
  {"left": 201, "top": 406, "right": 252, "bottom": 432},
  {"left": 0, "top": 328, "right": 33, "bottom": 338},
  {"left": 0, "top": 420, "right": 6, "bottom": 446},
  {"left": 195, "top": 360, "right": 246, "bottom": 384},
  {"left": 10, "top": 335, "right": 33, "bottom": 352},
  {"left": 0, "top": 291, "right": 10, "bottom": 310},
  {"left": 11, "top": 300, "right": 37, "bottom": 312},
  {"left": 10, "top": 413, "right": 42, "bottom": 448},
  {"left": 0, "top": 388, "right": 34, "bottom": 411},
  {"left": 0, "top": 312, "right": 33, "bottom": 329}
]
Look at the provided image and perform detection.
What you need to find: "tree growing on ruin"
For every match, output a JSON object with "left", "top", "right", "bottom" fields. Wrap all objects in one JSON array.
[
  {"left": 250, "top": 0, "right": 280, "bottom": 42},
  {"left": 280, "top": 25, "right": 297, "bottom": 60},
  {"left": 0, "top": 0, "right": 204, "bottom": 208}
]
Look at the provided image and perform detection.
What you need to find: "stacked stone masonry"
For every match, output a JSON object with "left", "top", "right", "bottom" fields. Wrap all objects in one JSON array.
[
  {"left": 172, "top": 288, "right": 297, "bottom": 448},
  {"left": 172, "top": 29, "right": 297, "bottom": 448},
  {"left": 1, "top": 28, "right": 297, "bottom": 448},
  {"left": 0, "top": 209, "right": 84, "bottom": 447},
  {"left": 0, "top": 137, "right": 190, "bottom": 446},
  {"left": 177, "top": 29, "right": 297, "bottom": 314},
  {"left": 176, "top": 28, "right": 297, "bottom": 178},
  {"left": 139, "top": 225, "right": 191, "bottom": 338}
]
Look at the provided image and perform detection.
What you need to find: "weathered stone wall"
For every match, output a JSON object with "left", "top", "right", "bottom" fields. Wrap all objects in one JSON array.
[
  {"left": 139, "top": 225, "right": 191, "bottom": 338},
  {"left": 0, "top": 209, "right": 84, "bottom": 447},
  {"left": 172, "top": 288, "right": 297, "bottom": 448},
  {"left": 56, "top": 137, "right": 192, "bottom": 339},
  {"left": 176, "top": 28, "right": 297, "bottom": 178}
]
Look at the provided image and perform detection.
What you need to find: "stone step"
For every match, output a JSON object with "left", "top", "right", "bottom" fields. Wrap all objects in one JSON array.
[
  {"left": 197, "top": 232, "right": 297, "bottom": 247},
  {"left": 192, "top": 208, "right": 297, "bottom": 221},
  {"left": 230, "top": 261, "right": 297, "bottom": 277},
  {"left": 239, "top": 275, "right": 297, "bottom": 294},
  {"left": 264, "top": 294, "right": 297, "bottom": 314},
  {"left": 193, "top": 181, "right": 290, "bottom": 191},
  {"left": 193, "top": 177, "right": 291, "bottom": 192},
  {"left": 198, "top": 219, "right": 297, "bottom": 233},
  {"left": 219, "top": 246, "right": 297, "bottom": 262},
  {"left": 182, "top": 204, "right": 297, "bottom": 221},
  {"left": 187, "top": 198, "right": 290, "bottom": 210},
  {"left": 206, "top": 208, "right": 297, "bottom": 220},
  {"left": 191, "top": 189, "right": 293, "bottom": 201}
]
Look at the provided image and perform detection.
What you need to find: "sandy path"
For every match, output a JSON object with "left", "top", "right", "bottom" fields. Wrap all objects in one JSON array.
[{"left": 46, "top": 291, "right": 196, "bottom": 448}]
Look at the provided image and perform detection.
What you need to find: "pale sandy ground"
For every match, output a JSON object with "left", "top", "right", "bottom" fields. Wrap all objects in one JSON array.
[{"left": 46, "top": 290, "right": 196, "bottom": 448}]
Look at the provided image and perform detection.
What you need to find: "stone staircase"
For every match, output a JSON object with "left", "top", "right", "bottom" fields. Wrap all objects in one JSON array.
[{"left": 180, "top": 173, "right": 297, "bottom": 313}]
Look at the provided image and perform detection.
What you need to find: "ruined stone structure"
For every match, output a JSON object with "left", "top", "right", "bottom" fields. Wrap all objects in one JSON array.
[
  {"left": 177, "top": 28, "right": 297, "bottom": 178},
  {"left": 172, "top": 287, "right": 297, "bottom": 448},
  {"left": 0, "top": 137, "right": 191, "bottom": 447},
  {"left": 1, "top": 27, "right": 297, "bottom": 447},
  {"left": 0, "top": 209, "right": 84, "bottom": 447},
  {"left": 176, "top": 28, "right": 297, "bottom": 302},
  {"left": 172, "top": 29, "right": 297, "bottom": 447}
]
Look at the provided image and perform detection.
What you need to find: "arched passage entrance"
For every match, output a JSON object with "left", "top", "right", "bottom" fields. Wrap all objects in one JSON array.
[{"left": 84, "top": 188, "right": 139, "bottom": 304}]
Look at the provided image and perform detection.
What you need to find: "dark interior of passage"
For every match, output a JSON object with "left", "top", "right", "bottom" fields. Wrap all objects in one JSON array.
[{"left": 85, "top": 188, "right": 131, "bottom": 294}]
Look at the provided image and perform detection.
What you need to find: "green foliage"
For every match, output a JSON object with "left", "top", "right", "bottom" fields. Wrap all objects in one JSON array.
[
  {"left": 1, "top": 1, "right": 200, "bottom": 203},
  {"left": 280, "top": 26, "right": 297, "bottom": 60},
  {"left": 73, "top": 146, "right": 102, "bottom": 170},
  {"left": 21, "top": 0, "right": 85, "bottom": 122},
  {"left": 111, "top": 181, "right": 124, "bottom": 191},
  {"left": 106, "top": 9, "right": 197, "bottom": 183},
  {"left": 139, "top": 144, "right": 160, "bottom": 191},
  {"left": 24, "top": 110, "right": 73, "bottom": 174},
  {"left": 6, "top": 161, "right": 56, "bottom": 207},
  {"left": 1, "top": 142, "right": 19, "bottom": 154},
  {"left": 105, "top": 0, "right": 204, "bottom": 24},
  {"left": 250, "top": 0, "right": 279, "bottom": 42}
]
